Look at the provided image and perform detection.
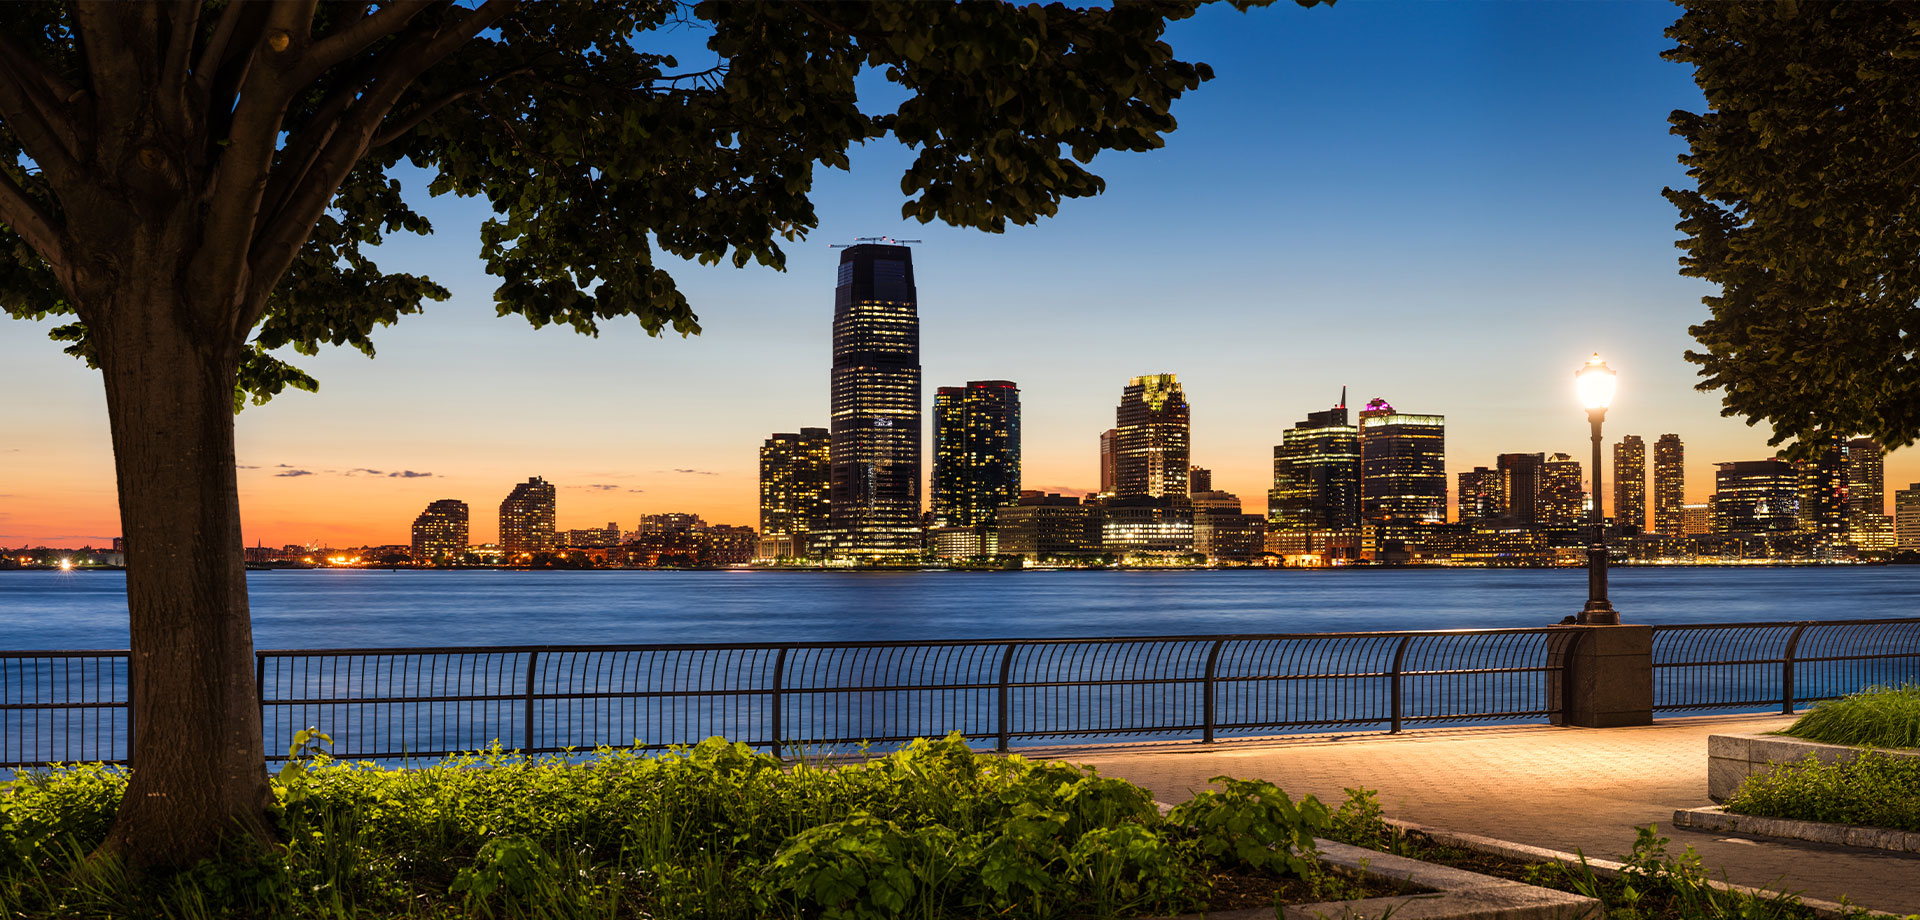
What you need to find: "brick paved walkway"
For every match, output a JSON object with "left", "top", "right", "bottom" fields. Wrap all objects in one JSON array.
[{"left": 1027, "top": 714, "right": 1920, "bottom": 917}]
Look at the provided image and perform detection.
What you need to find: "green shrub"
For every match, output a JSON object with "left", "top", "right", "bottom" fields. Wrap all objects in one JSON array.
[
  {"left": 1725, "top": 751, "right": 1920, "bottom": 833},
  {"left": 0, "top": 733, "right": 1339, "bottom": 920},
  {"left": 1781, "top": 684, "right": 1920, "bottom": 750}
]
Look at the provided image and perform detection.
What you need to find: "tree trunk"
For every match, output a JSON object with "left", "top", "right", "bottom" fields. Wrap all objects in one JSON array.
[{"left": 90, "top": 263, "right": 272, "bottom": 871}]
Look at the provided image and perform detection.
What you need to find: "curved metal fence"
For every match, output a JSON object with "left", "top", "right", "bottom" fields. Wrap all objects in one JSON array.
[
  {"left": 5, "top": 617, "right": 1917, "bottom": 770},
  {"left": 1651, "top": 618, "right": 1920, "bottom": 713}
]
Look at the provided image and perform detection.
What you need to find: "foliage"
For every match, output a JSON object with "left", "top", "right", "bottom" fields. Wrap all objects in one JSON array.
[
  {"left": 1781, "top": 685, "right": 1920, "bottom": 750},
  {"left": 1663, "top": 3, "right": 1920, "bottom": 450},
  {"left": 1725, "top": 751, "right": 1920, "bottom": 834},
  {"left": 1551, "top": 827, "right": 1812, "bottom": 920},
  {"left": 0, "top": 733, "right": 1355, "bottom": 919}
]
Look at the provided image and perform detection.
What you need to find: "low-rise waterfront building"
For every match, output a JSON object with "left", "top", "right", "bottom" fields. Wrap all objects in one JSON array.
[{"left": 994, "top": 492, "right": 1102, "bottom": 562}]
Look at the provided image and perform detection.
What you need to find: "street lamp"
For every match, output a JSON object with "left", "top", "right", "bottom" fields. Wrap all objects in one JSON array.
[{"left": 1575, "top": 354, "right": 1618, "bottom": 625}]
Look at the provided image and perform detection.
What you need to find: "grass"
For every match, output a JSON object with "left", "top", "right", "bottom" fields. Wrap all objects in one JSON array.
[
  {"left": 1724, "top": 751, "right": 1920, "bottom": 834},
  {"left": 1780, "top": 685, "right": 1920, "bottom": 750},
  {"left": 0, "top": 732, "right": 1394, "bottom": 920}
]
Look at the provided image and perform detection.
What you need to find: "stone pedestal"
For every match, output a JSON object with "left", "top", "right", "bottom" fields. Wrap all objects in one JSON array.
[{"left": 1548, "top": 625, "right": 1653, "bottom": 728}]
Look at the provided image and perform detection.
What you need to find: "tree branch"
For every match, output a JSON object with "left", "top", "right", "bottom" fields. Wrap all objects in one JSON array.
[
  {"left": 192, "top": 0, "right": 251, "bottom": 93},
  {"left": 370, "top": 65, "right": 534, "bottom": 148},
  {"left": 238, "top": 0, "right": 519, "bottom": 339},
  {"left": 157, "top": 1, "right": 201, "bottom": 138},
  {"left": 299, "top": 1, "right": 437, "bottom": 81},
  {"left": 72, "top": 3, "right": 157, "bottom": 151},
  {"left": 0, "top": 164, "right": 66, "bottom": 269},
  {"left": 0, "top": 31, "right": 84, "bottom": 178}
]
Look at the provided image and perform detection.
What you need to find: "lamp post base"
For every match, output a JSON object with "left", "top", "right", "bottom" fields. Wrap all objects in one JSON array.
[{"left": 1577, "top": 601, "right": 1619, "bottom": 626}]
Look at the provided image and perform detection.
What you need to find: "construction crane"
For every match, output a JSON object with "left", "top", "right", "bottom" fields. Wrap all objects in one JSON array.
[{"left": 830, "top": 236, "right": 922, "bottom": 248}]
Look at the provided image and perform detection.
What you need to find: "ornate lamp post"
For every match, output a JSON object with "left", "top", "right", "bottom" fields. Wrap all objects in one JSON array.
[{"left": 1575, "top": 354, "right": 1618, "bottom": 625}]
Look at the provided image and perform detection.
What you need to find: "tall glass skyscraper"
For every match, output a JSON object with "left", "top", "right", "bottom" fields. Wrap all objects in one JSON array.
[
  {"left": 1653, "top": 434, "right": 1685, "bottom": 535},
  {"left": 1357, "top": 398, "right": 1446, "bottom": 541},
  {"left": 825, "top": 243, "right": 922, "bottom": 559},
  {"left": 1114, "top": 374, "right": 1190, "bottom": 499},
  {"left": 1613, "top": 435, "right": 1647, "bottom": 535},
  {"left": 1269, "top": 397, "right": 1360, "bottom": 532},
  {"left": 930, "top": 380, "right": 1021, "bottom": 528}
]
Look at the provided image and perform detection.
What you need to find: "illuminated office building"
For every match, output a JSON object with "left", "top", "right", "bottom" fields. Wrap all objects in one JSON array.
[
  {"left": 1457, "top": 467, "right": 1501, "bottom": 525},
  {"left": 1711, "top": 459, "right": 1800, "bottom": 533},
  {"left": 1794, "top": 437, "right": 1847, "bottom": 543},
  {"left": 1539, "top": 452, "right": 1585, "bottom": 539},
  {"left": 1099, "top": 429, "right": 1117, "bottom": 494},
  {"left": 1896, "top": 484, "right": 1920, "bottom": 550},
  {"left": 759, "top": 428, "right": 830, "bottom": 560},
  {"left": 824, "top": 243, "right": 923, "bottom": 559},
  {"left": 1269, "top": 396, "right": 1360, "bottom": 532},
  {"left": 1653, "top": 434, "right": 1685, "bottom": 535},
  {"left": 1114, "top": 374, "right": 1190, "bottom": 499},
  {"left": 411, "top": 499, "right": 469, "bottom": 562},
  {"left": 1614, "top": 435, "right": 1647, "bottom": 535},
  {"left": 1358, "top": 398, "right": 1446, "bottom": 541},
  {"left": 930, "top": 380, "right": 1021, "bottom": 528},
  {"left": 1189, "top": 467, "right": 1213, "bottom": 494},
  {"left": 499, "top": 476, "right": 557, "bottom": 555},
  {"left": 1844, "top": 438, "right": 1894, "bottom": 550}
]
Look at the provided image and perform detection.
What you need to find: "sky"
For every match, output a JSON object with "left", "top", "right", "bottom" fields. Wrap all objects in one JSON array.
[{"left": 4, "top": 0, "right": 1903, "bottom": 549}]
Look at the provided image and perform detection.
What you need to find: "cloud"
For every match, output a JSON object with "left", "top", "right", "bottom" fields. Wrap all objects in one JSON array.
[
  {"left": 276, "top": 469, "right": 316, "bottom": 478},
  {"left": 580, "top": 484, "right": 622, "bottom": 491},
  {"left": 660, "top": 469, "right": 720, "bottom": 476},
  {"left": 627, "top": 488, "right": 645, "bottom": 493},
  {"left": 387, "top": 470, "right": 433, "bottom": 478},
  {"left": 236, "top": 464, "right": 260, "bottom": 470},
  {"left": 346, "top": 468, "right": 384, "bottom": 476}
]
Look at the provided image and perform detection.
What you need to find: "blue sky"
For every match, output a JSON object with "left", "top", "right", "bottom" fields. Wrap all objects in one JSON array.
[{"left": 6, "top": 0, "right": 1870, "bottom": 547}]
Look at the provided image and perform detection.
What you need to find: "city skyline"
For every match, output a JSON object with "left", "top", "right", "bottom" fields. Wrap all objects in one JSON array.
[{"left": 6, "top": 1, "right": 1916, "bottom": 548}]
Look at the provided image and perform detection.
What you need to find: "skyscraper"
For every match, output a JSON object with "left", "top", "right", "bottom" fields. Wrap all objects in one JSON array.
[
  {"left": 1188, "top": 466, "right": 1213, "bottom": 494},
  {"left": 1844, "top": 437, "right": 1893, "bottom": 550},
  {"left": 1711, "top": 459, "right": 1799, "bottom": 533},
  {"left": 1539, "top": 452, "right": 1585, "bottom": 539},
  {"left": 930, "top": 380, "right": 1021, "bottom": 528},
  {"left": 1794, "top": 437, "right": 1847, "bottom": 543},
  {"left": 1457, "top": 467, "right": 1501, "bottom": 525},
  {"left": 1496, "top": 453, "right": 1545, "bottom": 525},
  {"left": 411, "top": 499, "right": 469, "bottom": 562},
  {"left": 825, "top": 243, "right": 922, "bottom": 559},
  {"left": 1653, "top": 434, "right": 1685, "bottom": 535},
  {"left": 1269, "top": 397, "right": 1361, "bottom": 533},
  {"left": 1614, "top": 435, "right": 1647, "bottom": 535},
  {"left": 1113, "top": 374, "right": 1190, "bottom": 499},
  {"left": 1896, "top": 483, "right": 1920, "bottom": 550},
  {"left": 1098, "top": 429, "right": 1117, "bottom": 495},
  {"left": 499, "top": 476, "right": 557, "bottom": 555},
  {"left": 759, "top": 428, "right": 830, "bottom": 560},
  {"left": 1357, "top": 398, "right": 1446, "bottom": 541}
]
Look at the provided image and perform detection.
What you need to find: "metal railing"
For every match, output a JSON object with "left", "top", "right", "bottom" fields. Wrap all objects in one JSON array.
[
  {"left": 1652, "top": 618, "right": 1920, "bottom": 713},
  {"left": 4, "top": 627, "right": 1563, "bottom": 768},
  {"left": 5, "top": 618, "right": 1917, "bottom": 770}
]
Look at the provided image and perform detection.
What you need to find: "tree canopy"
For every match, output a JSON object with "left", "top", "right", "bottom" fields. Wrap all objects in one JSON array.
[{"left": 1665, "top": 1, "right": 1920, "bottom": 450}]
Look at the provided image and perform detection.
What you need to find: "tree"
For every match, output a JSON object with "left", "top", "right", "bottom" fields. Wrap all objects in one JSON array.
[
  {"left": 1665, "top": 2, "right": 1920, "bottom": 451},
  {"left": 0, "top": 0, "right": 1301, "bottom": 871}
]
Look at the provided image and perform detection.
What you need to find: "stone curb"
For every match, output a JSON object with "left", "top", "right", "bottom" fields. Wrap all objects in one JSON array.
[
  {"left": 1385, "top": 819, "right": 1903, "bottom": 920},
  {"left": 1673, "top": 806, "right": 1920, "bottom": 856}
]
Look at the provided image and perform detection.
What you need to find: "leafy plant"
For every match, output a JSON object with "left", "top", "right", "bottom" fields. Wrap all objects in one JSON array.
[
  {"left": 1781, "top": 685, "right": 1920, "bottom": 750},
  {"left": 1726, "top": 751, "right": 1920, "bottom": 833},
  {"left": 1165, "top": 776, "right": 1330, "bottom": 878}
]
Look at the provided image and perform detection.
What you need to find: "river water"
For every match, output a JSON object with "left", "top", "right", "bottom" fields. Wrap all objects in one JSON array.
[{"left": 3, "top": 566, "right": 1916, "bottom": 650}]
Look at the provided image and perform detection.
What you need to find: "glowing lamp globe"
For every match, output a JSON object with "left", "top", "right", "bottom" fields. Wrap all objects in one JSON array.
[{"left": 1576, "top": 354, "right": 1616, "bottom": 411}]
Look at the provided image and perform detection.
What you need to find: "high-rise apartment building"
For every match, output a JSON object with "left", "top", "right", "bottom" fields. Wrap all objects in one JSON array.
[
  {"left": 411, "top": 499, "right": 469, "bottom": 562},
  {"left": 1794, "top": 438, "right": 1847, "bottom": 544},
  {"left": 825, "top": 243, "right": 923, "bottom": 559},
  {"left": 1653, "top": 434, "right": 1685, "bottom": 535},
  {"left": 1539, "top": 452, "right": 1585, "bottom": 538},
  {"left": 1269, "top": 398, "right": 1361, "bottom": 533},
  {"left": 1844, "top": 438, "right": 1894, "bottom": 550},
  {"left": 759, "top": 428, "right": 830, "bottom": 560},
  {"left": 1113, "top": 374, "right": 1191, "bottom": 499},
  {"left": 1614, "top": 435, "right": 1647, "bottom": 535},
  {"left": 1896, "top": 484, "right": 1920, "bottom": 550},
  {"left": 930, "top": 380, "right": 1021, "bottom": 528},
  {"left": 1457, "top": 466, "right": 1501, "bottom": 525},
  {"left": 1496, "top": 453, "right": 1546, "bottom": 525},
  {"left": 499, "top": 476, "right": 557, "bottom": 555},
  {"left": 1098, "top": 429, "right": 1117, "bottom": 494},
  {"left": 1711, "top": 459, "right": 1800, "bottom": 533},
  {"left": 1357, "top": 398, "right": 1446, "bottom": 541}
]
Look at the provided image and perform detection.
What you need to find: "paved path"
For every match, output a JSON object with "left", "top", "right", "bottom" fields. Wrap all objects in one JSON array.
[{"left": 1027, "top": 714, "right": 1920, "bottom": 917}]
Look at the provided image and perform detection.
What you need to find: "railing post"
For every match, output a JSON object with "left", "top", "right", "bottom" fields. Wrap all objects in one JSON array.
[
  {"left": 1202, "top": 639, "right": 1225, "bottom": 743},
  {"left": 769, "top": 647, "right": 788, "bottom": 759},
  {"left": 1781, "top": 623, "right": 1810, "bottom": 715},
  {"left": 1389, "top": 636, "right": 1412, "bottom": 734},
  {"left": 255, "top": 653, "right": 267, "bottom": 755},
  {"left": 523, "top": 651, "right": 539, "bottom": 753},
  {"left": 997, "top": 643, "right": 1018, "bottom": 753}
]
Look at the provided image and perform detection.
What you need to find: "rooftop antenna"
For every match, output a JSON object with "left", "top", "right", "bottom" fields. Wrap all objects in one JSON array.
[
  {"left": 1338, "top": 386, "right": 1347, "bottom": 409},
  {"left": 830, "top": 236, "right": 924, "bottom": 248}
]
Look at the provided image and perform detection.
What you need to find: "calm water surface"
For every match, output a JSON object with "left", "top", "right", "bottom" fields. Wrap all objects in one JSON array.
[{"left": 3, "top": 566, "right": 1917, "bottom": 650}]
